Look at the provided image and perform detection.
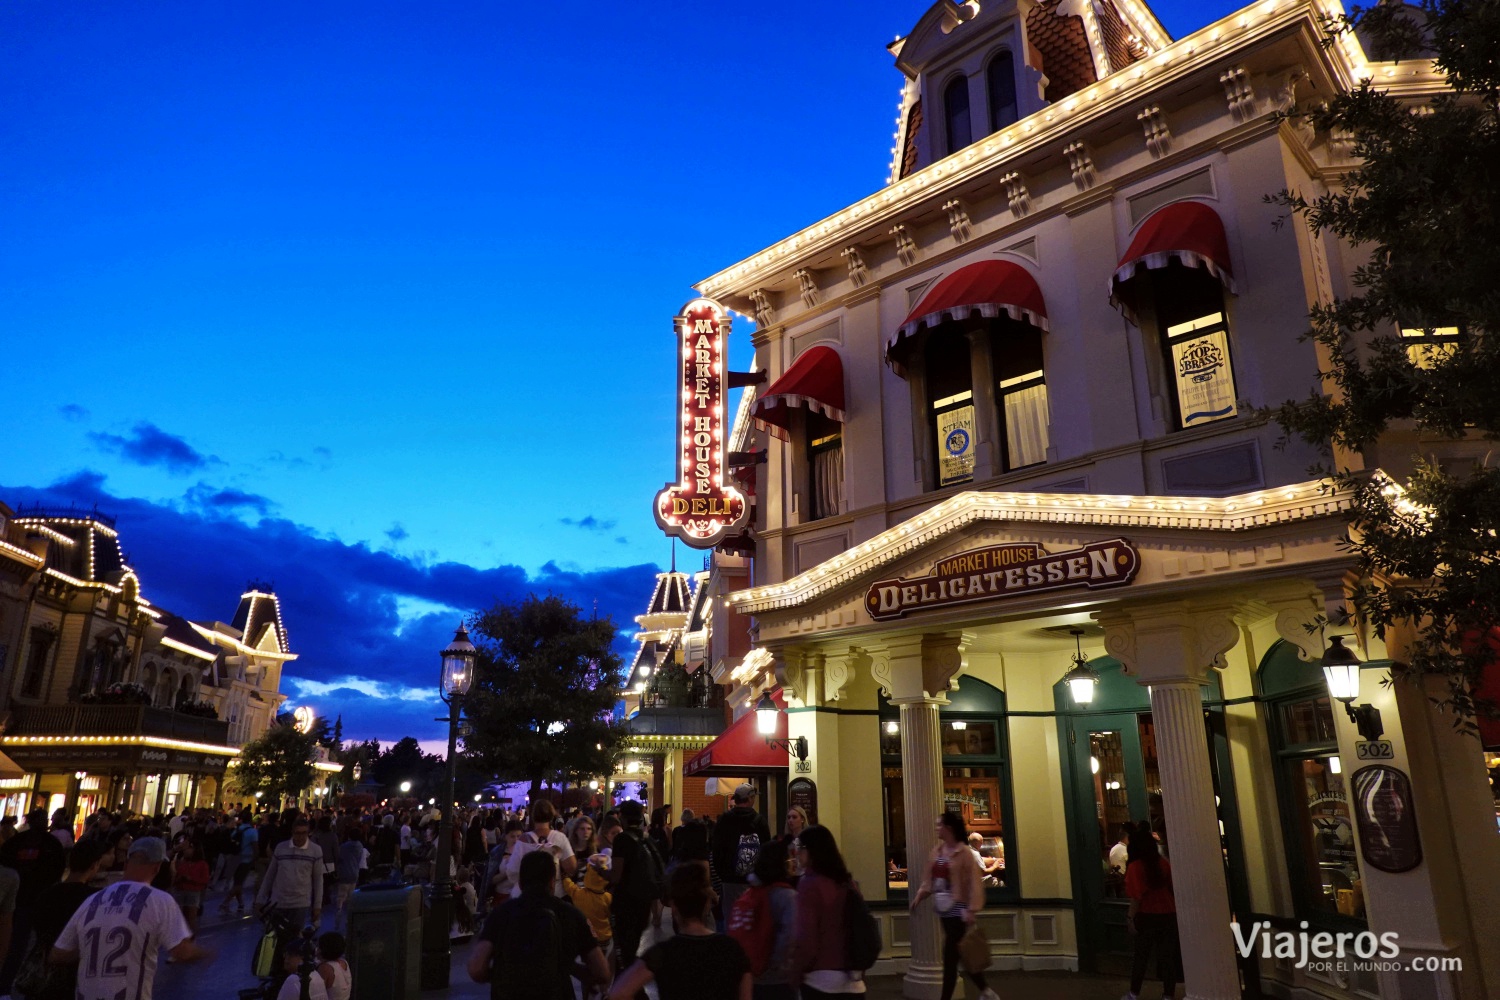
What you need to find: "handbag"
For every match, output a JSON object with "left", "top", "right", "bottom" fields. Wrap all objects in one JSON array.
[{"left": 958, "top": 922, "right": 991, "bottom": 974}]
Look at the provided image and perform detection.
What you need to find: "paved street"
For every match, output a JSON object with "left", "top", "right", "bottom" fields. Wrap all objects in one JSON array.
[{"left": 154, "top": 890, "right": 1134, "bottom": 1000}]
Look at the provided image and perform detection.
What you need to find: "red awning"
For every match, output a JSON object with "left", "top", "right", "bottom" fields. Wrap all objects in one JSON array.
[
  {"left": 752, "top": 346, "right": 846, "bottom": 441},
  {"left": 684, "top": 690, "right": 789, "bottom": 778},
  {"left": 1109, "top": 200, "right": 1236, "bottom": 315},
  {"left": 887, "top": 260, "right": 1048, "bottom": 372}
]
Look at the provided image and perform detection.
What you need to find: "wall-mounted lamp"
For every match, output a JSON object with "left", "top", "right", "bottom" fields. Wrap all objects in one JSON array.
[
  {"left": 754, "top": 692, "right": 809, "bottom": 763},
  {"left": 1062, "top": 628, "right": 1098, "bottom": 706},
  {"left": 1322, "top": 635, "right": 1384, "bottom": 741}
]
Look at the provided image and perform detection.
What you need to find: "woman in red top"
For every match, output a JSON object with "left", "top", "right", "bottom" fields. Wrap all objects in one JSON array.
[
  {"left": 1123, "top": 822, "right": 1180, "bottom": 1000},
  {"left": 171, "top": 837, "right": 211, "bottom": 934},
  {"left": 788, "top": 825, "right": 866, "bottom": 997}
]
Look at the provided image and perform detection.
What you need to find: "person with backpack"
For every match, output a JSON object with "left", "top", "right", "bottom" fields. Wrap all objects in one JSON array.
[
  {"left": 788, "top": 825, "right": 873, "bottom": 997},
  {"left": 607, "top": 799, "right": 665, "bottom": 990},
  {"left": 726, "top": 838, "right": 797, "bottom": 1000},
  {"left": 467, "top": 850, "right": 609, "bottom": 1000},
  {"left": 1122, "top": 821, "right": 1180, "bottom": 1000},
  {"left": 911, "top": 811, "right": 997, "bottom": 1000},
  {"left": 710, "top": 784, "right": 771, "bottom": 926},
  {"left": 610, "top": 861, "right": 749, "bottom": 1000}
]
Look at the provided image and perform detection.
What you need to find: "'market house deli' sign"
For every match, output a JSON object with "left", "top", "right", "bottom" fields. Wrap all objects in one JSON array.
[
  {"left": 654, "top": 298, "right": 751, "bottom": 549},
  {"left": 866, "top": 539, "right": 1141, "bottom": 620}
]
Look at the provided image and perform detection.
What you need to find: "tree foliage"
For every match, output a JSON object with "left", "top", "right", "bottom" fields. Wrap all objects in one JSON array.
[
  {"left": 1270, "top": 0, "right": 1500, "bottom": 726},
  {"left": 462, "top": 594, "right": 625, "bottom": 794},
  {"left": 231, "top": 721, "right": 320, "bottom": 805}
]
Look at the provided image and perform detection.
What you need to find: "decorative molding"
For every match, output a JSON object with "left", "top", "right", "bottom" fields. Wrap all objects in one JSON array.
[
  {"left": 892, "top": 224, "right": 919, "bottom": 267},
  {"left": 1000, "top": 172, "right": 1032, "bottom": 218},
  {"left": 1191, "top": 610, "right": 1241, "bottom": 671},
  {"left": 868, "top": 647, "right": 894, "bottom": 698},
  {"left": 841, "top": 246, "right": 870, "bottom": 287},
  {"left": 747, "top": 288, "right": 776, "bottom": 327},
  {"left": 1270, "top": 68, "right": 1304, "bottom": 115},
  {"left": 794, "top": 268, "right": 820, "bottom": 308},
  {"left": 1138, "top": 105, "right": 1172, "bottom": 157},
  {"left": 1063, "top": 142, "right": 1096, "bottom": 191},
  {"left": 921, "top": 632, "right": 971, "bottom": 698},
  {"left": 824, "top": 647, "right": 864, "bottom": 703},
  {"left": 943, "top": 200, "right": 973, "bottom": 243},
  {"left": 729, "top": 479, "right": 1353, "bottom": 615},
  {"left": 1219, "top": 65, "right": 1257, "bottom": 121},
  {"left": 1273, "top": 605, "right": 1324, "bottom": 663},
  {"left": 1101, "top": 617, "right": 1139, "bottom": 674}
]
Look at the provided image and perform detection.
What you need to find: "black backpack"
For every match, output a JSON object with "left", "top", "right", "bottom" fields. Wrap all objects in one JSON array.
[
  {"left": 620, "top": 829, "right": 667, "bottom": 903},
  {"left": 842, "top": 883, "right": 882, "bottom": 971},
  {"left": 496, "top": 900, "right": 567, "bottom": 1000}
]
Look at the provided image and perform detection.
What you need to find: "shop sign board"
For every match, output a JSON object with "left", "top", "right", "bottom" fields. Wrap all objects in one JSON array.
[
  {"left": 866, "top": 538, "right": 1140, "bottom": 620},
  {"left": 788, "top": 777, "right": 818, "bottom": 827},
  {"left": 654, "top": 298, "right": 751, "bottom": 549},
  {"left": 1351, "top": 765, "right": 1422, "bottom": 873}
]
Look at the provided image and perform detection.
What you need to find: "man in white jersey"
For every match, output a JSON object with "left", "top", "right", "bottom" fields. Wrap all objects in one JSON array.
[{"left": 50, "top": 837, "right": 208, "bottom": 1000}]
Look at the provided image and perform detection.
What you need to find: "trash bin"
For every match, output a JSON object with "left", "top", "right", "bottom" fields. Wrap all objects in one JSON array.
[{"left": 348, "top": 884, "right": 423, "bottom": 1000}]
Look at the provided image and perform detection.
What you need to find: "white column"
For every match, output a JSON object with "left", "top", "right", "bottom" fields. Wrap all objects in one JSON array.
[
  {"left": 897, "top": 696, "right": 945, "bottom": 999},
  {"left": 1149, "top": 680, "right": 1239, "bottom": 1000}
]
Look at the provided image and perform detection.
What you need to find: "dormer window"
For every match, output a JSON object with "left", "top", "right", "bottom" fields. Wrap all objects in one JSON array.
[
  {"left": 944, "top": 76, "right": 972, "bottom": 156},
  {"left": 987, "top": 52, "right": 1018, "bottom": 131}
]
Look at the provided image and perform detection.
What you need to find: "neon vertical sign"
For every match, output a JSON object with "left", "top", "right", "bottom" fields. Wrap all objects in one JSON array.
[{"left": 654, "top": 298, "right": 750, "bottom": 549}]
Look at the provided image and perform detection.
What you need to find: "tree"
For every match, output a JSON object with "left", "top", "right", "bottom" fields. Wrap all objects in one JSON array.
[
  {"left": 371, "top": 736, "right": 444, "bottom": 798},
  {"left": 462, "top": 594, "right": 626, "bottom": 798},
  {"left": 1270, "top": 0, "right": 1500, "bottom": 728},
  {"left": 230, "top": 721, "right": 320, "bottom": 806}
]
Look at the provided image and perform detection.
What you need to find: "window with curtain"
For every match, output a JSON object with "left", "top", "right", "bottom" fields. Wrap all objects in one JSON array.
[
  {"left": 806, "top": 411, "right": 844, "bottom": 521},
  {"left": 991, "top": 322, "right": 1048, "bottom": 469},
  {"left": 20, "top": 629, "right": 52, "bottom": 698},
  {"left": 987, "top": 51, "right": 1018, "bottom": 131},
  {"left": 944, "top": 76, "right": 972, "bottom": 156},
  {"left": 1153, "top": 264, "right": 1238, "bottom": 429},
  {"left": 926, "top": 327, "right": 975, "bottom": 487},
  {"left": 1399, "top": 325, "right": 1461, "bottom": 369}
]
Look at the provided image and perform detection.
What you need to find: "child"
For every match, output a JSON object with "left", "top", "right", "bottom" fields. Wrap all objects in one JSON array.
[
  {"left": 563, "top": 853, "right": 614, "bottom": 948},
  {"left": 276, "top": 936, "right": 328, "bottom": 1000},
  {"left": 317, "top": 931, "right": 351, "bottom": 1000}
]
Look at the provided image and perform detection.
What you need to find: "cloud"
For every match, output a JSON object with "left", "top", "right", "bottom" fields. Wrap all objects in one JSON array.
[
  {"left": 616, "top": 536, "right": 629, "bottom": 545},
  {"left": 385, "top": 524, "right": 409, "bottom": 542},
  {"left": 2, "top": 471, "right": 659, "bottom": 745},
  {"left": 560, "top": 515, "right": 618, "bottom": 533},
  {"left": 90, "top": 423, "right": 218, "bottom": 474},
  {"left": 267, "top": 447, "right": 334, "bottom": 472},
  {"left": 185, "top": 484, "right": 275, "bottom": 517},
  {"left": 58, "top": 404, "right": 90, "bottom": 422}
]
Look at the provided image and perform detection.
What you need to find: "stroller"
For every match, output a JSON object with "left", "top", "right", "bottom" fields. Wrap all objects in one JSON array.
[{"left": 238, "top": 909, "right": 309, "bottom": 1000}]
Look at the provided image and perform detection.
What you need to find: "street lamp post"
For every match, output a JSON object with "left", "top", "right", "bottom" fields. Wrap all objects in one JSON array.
[{"left": 421, "top": 623, "right": 476, "bottom": 990}]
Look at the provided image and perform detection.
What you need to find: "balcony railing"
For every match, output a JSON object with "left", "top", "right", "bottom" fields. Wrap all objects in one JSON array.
[
  {"left": 8, "top": 704, "right": 233, "bottom": 746},
  {"left": 626, "top": 706, "right": 727, "bottom": 737}
]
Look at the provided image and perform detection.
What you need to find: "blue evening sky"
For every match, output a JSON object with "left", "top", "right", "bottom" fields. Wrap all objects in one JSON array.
[{"left": 1, "top": 0, "right": 1241, "bottom": 747}]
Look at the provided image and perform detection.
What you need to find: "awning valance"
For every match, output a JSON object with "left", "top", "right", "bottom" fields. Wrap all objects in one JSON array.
[
  {"left": 1110, "top": 201, "right": 1236, "bottom": 316},
  {"left": 752, "top": 346, "right": 846, "bottom": 441},
  {"left": 887, "top": 260, "right": 1049, "bottom": 372},
  {"left": 683, "top": 689, "right": 788, "bottom": 778}
]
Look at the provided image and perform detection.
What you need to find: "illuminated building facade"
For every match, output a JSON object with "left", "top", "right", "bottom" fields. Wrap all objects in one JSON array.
[
  {"left": 0, "top": 502, "right": 293, "bottom": 822},
  {"left": 667, "top": 1, "right": 1500, "bottom": 998}
]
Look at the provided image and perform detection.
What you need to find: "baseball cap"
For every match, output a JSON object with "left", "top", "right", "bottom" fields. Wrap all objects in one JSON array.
[
  {"left": 128, "top": 837, "right": 168, "bottom": 865},
  {"left": 733, "top": 783, "right": 757, "bottom": 801}
]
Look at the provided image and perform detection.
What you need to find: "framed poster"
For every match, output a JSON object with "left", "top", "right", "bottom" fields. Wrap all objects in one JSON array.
[
  {"left": 788, "top": 777, "right": 818, "bottom": 828},
  {"left": 1351, "top": 765, "right": 1422, "bottom": 874},
  {"left": 936, "top": 404, "right": 976, "bottom": 486}
]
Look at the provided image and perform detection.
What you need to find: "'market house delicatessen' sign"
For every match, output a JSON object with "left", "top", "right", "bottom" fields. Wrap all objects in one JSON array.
[
  {"left": 654, "top": 298, "right": 751, "bottom": 549},
  {"left": 866, "top": 538, "right": 1141, "bottom": 620}
]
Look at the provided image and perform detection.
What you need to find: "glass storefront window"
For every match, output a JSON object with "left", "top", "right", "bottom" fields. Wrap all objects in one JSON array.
[
  {"left": 1280, "top": 695, "right": 1337, "bottom": 746},
  {"left": 1284, "top": 756, "right": 1364, "bottom": 920}
]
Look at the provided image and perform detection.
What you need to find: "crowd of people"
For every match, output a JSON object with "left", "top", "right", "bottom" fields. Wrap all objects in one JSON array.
[{"left": 0, "top": 787, "right": 1180, "bottom": 1000}]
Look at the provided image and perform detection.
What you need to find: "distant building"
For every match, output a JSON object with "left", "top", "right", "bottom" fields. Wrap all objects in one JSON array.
[{"left": 0, "top": 501, "right": 294, "bottom": 821}]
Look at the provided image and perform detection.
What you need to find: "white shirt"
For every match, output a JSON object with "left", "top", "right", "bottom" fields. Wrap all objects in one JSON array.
[
  {"left": 399, "top": 825, "right": 412, "bottom": 851},
  {"left": 276, "top": 971, "right": 330, "bottom": 1000},
  {"left": 1108, "top": 842, "right": 1129, "bottom": 872},
  {"left": 505, "top": 829, "right": 574, "bottom": 897},
  {"left": 324, "top": 958, "right": 351, "bottom": 1000},
  {"left": 55, "top": 880, "right": 191, "bottom": 1000}
]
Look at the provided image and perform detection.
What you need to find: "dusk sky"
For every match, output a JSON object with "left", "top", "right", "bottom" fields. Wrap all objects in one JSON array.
[{"left": 1, "top": 0, "right": 1239, "bottom": 749}]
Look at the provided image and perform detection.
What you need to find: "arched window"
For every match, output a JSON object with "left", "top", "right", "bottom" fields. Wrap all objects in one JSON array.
[
  {"left": 987, "top": 52, "right": 1018, "bottom": 131},
  {"left": 990, "top": 320, "right": 1049, "bottom": 468},
  {"left": 944, "top": 76, "right": 972, "bottom": 156},
  {"left": 177, "top": 673, "right": 194, "bottom": 708},
  {"left": 156, "top": 668, "right": 176, "bottom": 709},
  {"left": 926, "top": 326, "right": 975, "bottom": 486}
]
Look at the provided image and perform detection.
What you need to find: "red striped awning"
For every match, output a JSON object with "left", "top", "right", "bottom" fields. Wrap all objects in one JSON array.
[
  {"left": 887, "top": 260, "right": 1048, "bottom": 373},
  {"left": 751, "top": 346, "right": 845, "bottom": 441},
  {"left": 1110, "top": 201, "right": 1236, "bottom": 317},
  {"left": 684, "top": 690, "right": 788, "bottom": 778}
]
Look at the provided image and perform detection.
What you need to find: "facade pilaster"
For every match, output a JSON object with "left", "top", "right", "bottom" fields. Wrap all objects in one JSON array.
[{"left": 1100, "top": 605, "right": 1240, "bottom": 1000}]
